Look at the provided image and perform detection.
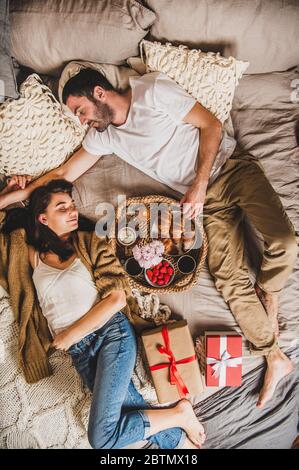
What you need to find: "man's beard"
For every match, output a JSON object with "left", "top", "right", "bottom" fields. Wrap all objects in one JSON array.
[{"left": 92, "top": 101, "right": 115, "bottom": 132}]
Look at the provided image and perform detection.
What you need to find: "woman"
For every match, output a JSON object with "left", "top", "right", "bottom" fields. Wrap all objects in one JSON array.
[{"left": 0, "top": 176, "right": 206, "bottom": 450}]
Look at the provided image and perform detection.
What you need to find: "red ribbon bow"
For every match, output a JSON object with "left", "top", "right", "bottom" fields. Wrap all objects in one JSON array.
[{"left": 149, "top": 325, "right": 196, "bottom": 399}]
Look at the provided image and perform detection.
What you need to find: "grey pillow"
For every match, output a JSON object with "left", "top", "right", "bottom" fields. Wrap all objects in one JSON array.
[
  {"left": 9, "top": 0, "right": 156, "bottom": 77},
  {"left": 0, "top": 0, "right": 18, "bottom": 100}
]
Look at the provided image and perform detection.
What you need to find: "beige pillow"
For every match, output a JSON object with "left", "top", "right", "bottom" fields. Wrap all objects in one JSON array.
[
  {"left": 140, "top": 40, "right": 249, "bottom": 123},
  {"left": 145, "top": 0, "right": 299, "bottom": 75},
  {"left": 58, "top": 61, "right": 140, "bottom": 104},
  {"left": 10, "top": 0, "right": 156, "bottom": 77},
  {"left": 0, "top": 74, "right": 85, "bottom": 178}
]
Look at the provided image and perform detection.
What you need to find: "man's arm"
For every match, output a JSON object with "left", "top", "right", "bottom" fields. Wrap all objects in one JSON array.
[
  {"left": 183, "top": 102, "right": 223, "bottom": 185},
  {"left": 181, "top": 102, "right": 222, "bottom": 218},
  {"left": 0, "top": 146, "right": 101, "bottom": 209}
]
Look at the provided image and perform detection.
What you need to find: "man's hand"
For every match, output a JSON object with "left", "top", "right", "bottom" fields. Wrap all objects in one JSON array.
[
  {"left": 51, "top": 329, "right": 78, "bottom": 352},
  {"left": 180, "top": 181, "right": 207, "bottom": 219}
]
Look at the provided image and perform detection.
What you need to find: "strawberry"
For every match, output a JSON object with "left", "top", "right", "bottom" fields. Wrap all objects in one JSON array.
[
  {"left": 163, "top": 261, "right": 169, "bottom": 267},
  {"left": 157, "top": 262, "right": 163, "bottom": 268},
  {"left": 164, "top": 274, "right": 170, "bottom": 283},
  {"left": 158, "top": 274, "right": 164, "bottom": 279},
  {"left": 157, "top": 279, "right": 165, "bottom": 286},
  {"left": 167, "top": 267, "right": 174, "bottom": 275},
  {"left": 153, "top": 268, "right": 159, "bottom": 276},
  {"left": 152, "top": 276, "right": 157, "bottom": 283},
  {"left": 160, "top": 267, "right": 167, "bottom": 274},
  {"left": 147, "top": 270, "right": 153, "bottom": 279}
]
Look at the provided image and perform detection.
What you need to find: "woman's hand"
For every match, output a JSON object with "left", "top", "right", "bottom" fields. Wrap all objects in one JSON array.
[
  {"left": 1, "top": 175, "right": 32, "bottom": 194},
  {"left": 7, "top": 175, "right": 32, "bottom": 192},
  {"left": 51, "top": 329, "right": 78, "bottom": 352},
  {"left": 0, "top": 175, "right": 32, "bottom": 209}
]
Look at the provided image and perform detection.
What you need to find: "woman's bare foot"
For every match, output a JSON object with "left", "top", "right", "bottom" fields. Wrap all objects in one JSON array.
[
  {"left": 181, "top": 436, "right": 202, "bottom": 449},
  {"left": 254, "top": 283, "right": 280, "bottom": 337},
  {"left": 175, "top": 399, "right": 206, "bottom": 448},
  {"left": 257, "top": 348, "right": 294, "bottom": 408}
]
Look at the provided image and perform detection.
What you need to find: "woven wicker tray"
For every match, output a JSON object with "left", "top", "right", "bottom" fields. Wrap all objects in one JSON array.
[{"left": 110, "top": 195, "right": 208, "bottom": 293}]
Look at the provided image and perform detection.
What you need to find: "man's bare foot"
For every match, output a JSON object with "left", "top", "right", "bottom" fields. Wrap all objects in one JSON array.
[
  {"left": 254, "top": 283, "right": 280, "bottom": 337},
  {"left": 257, "top": 348, "right": 294, "bottom": 408},
  {"left": 175, "top": 399, "right": 206, "bottom": 448}
]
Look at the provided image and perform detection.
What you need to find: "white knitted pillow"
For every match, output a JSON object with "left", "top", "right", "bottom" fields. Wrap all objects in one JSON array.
[
  {"left": 0, "top": 74, "right": 86, "bottom": 178},
  {"left": 140, "top": 40, "right": 249, "bottom": 123}
]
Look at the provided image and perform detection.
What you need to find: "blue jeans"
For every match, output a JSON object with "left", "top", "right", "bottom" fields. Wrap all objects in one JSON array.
[{"left": 67, "top": 311, "right": 186, "bottom": 449}]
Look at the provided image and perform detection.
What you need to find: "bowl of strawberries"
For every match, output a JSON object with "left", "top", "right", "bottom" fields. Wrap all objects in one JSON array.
[{"left": 145, "top": 259, "right": 175, "bottom": 288}]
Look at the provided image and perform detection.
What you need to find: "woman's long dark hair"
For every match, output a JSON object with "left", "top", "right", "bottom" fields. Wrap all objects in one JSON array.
[{"left": 2, "top": 179, "right": 95, "bottom": 262}]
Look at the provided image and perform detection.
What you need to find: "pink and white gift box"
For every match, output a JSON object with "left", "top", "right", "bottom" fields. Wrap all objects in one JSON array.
[{"left": 205, "top": 332, "right": 242, "bottom": 387}]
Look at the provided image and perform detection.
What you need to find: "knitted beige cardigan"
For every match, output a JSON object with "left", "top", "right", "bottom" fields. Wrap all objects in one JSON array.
[{"left": 0, "top": 211, "right": 149, "bottom": 384}]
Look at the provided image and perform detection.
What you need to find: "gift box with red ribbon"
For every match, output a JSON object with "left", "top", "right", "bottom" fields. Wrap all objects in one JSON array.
[
  {"left": 205, "top": 332, "right": 242, "bottom": 387},
  {"left": 141, "top": 321, "right": 204, "bottom": 404}
]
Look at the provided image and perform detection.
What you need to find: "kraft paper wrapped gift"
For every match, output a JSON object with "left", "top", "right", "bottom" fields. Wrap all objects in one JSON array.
[
  {"left": 141, "top": 320, "right": 203, "bottom": 404},
  {"left": 205, "top": 332, "right": 242, "bottom": 387}
]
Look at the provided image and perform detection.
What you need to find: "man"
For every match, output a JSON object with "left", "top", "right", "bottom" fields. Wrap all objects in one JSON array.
[{"left": 1, "top": 68, "right": 297, "bottom": 408}]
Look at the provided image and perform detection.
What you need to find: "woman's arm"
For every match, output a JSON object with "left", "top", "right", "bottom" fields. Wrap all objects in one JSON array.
[
  {"left": 0, "top": 147, "right": 101, "bottom": 209},
  {"left": 51, "top": 289, "right": 126, "bottom": 351},
  {"left": 0, "top": 176, "right": 32, "bottom": 228}
]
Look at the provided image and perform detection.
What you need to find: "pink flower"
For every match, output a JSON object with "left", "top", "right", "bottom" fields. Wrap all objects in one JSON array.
[{"left": 132, "top": 240, "right": 165, "bottom": 269}]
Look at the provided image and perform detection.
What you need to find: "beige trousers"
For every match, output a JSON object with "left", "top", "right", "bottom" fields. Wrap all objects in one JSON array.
[{"left": 203, "top": 155, "right": 298, "bottom": 355}]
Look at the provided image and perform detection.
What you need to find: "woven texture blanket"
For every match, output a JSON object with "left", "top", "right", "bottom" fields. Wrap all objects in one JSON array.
[{"left": 0, "top": 286, "right": 171, "bottom": 448}]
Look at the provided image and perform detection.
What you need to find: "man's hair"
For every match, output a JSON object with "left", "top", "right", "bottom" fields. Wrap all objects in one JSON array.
[{"left": 62, "top": 68, "right": 115, "bottom": 104}]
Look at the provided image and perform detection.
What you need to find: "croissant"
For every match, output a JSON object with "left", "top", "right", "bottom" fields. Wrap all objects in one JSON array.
[
  {"left": 162, "top": 238, "right": 174, "bottom": 253},
  {"left": 183, "top": 238, "right": 195, "bottom": 252}
]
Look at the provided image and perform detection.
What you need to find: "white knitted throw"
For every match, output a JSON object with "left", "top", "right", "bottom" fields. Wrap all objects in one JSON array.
[{"left": 0, "top": 287, "right": 173, "bottom": 448}]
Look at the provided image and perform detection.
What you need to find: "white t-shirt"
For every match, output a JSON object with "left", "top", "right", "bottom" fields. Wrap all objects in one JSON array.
[{"left": 82, "top": 72, "right": 236, "bottom": 194}]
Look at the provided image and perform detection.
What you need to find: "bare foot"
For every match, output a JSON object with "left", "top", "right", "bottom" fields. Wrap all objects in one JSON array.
[
  {"left": 175, "top": 399, "right": 206, "bottom": 448},
  {"left": 257, "top": 348, "right": 294, "bottom": 408},
  {"left": 181, "top": 436, "right": 202, "bottom": 449},
  {"left": 254, "top": 283, "right": 280, "bottom": 337}
]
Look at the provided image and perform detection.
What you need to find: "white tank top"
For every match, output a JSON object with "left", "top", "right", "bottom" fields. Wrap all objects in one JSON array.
[{"left": 32, "top": 253, "right": 99, "bottom": 337}]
